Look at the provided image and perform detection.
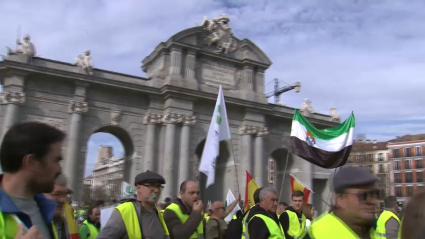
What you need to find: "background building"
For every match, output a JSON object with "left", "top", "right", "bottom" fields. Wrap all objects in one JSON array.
[
  {"left": 347, "top": 140, "right": 391, "bottom": 207},
  {"left": 388, "top": 134, "right": 425, "bottom": 203}
]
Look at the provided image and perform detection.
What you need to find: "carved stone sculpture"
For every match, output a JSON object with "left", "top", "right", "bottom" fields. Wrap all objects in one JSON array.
[
  {"left": 68, "top": 100, "right": 88, "bottom": 114},
  {"left": 300, "top": 98, "right": 315, "bottom": 114},
  {"left": 330, "top": 106, "right": 341, "bottom": 123},
  {"left": 183, "top": 115, "right": 197, "bottom": 126},
  {"left": 143, "top": 113, "right": 163, "bottom": 125},
  {"left": 0, "top": 91, "right": 25, "bottom": 105},
  {"left": 6, "top": 34, "right": 36, "bottom": 57},
  {"left": 111, "top": 110, "right": 122, "bottom": 125},
  {"left": 199, "top": 14, "right": 237, "bottom": 54},
  {"left": 162, "top": 113, "right": 183, "bottom": 124},
  {"left": 239, "top": 125, "right": 258, "bottom": 135},
  {"left": 257, "top": 127, "right": 269, "bottom": 137},
  {"left": 74, "top": 50, "right": 94, "bottom": 75}
]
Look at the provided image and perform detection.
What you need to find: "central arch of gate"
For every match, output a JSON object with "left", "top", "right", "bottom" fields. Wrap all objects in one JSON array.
[{"left": 0, "top": 16, "right": 337, "bottom": 210}]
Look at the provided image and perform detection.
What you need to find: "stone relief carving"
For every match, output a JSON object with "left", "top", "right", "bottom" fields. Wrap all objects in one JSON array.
[
  {"left": 6, "top": 34, "right": 36, "bottom": 57},
  {"left": 143, "top": 113, "right": 163, "bottom": 125},
  {"left": 183, "top": 115, "right": 197, "bottom": 126},
  {"left": 110, "top": 110, "right": 122, "bottom": 125},
  {"left": 0, "top": 91, "right": 25, "bottom": 105},
  {"left": 330, "top": 106, "right": 341, "bottom": 123},
  {"left": 74, "top": 50, "right": 94, "bottom": 75},
  {"left": 198, "top": 14, "right": 237, "bottom": 54},
  {"left": 162, "top": 113, "right": 183, "bottom": 124},
  {"left": 257, "top": 127, "right": 269, "bottom": 137},
  {"left": 239, "top": 125, "right": 258, "bottom": 135},
  {"left": 300, "top": 98, "right": 315, "bottom": 114},
  {"left": 68, "top": 100, "right": 88, "bottom": 114}
]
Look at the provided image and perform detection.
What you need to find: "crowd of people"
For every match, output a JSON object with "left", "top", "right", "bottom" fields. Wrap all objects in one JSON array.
[{"left": 1, "top": 122, "right": 425, "bottom": 239}]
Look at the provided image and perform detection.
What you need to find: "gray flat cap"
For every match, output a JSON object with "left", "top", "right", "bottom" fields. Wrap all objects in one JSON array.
[
  {"left": 333, "top": 166, "right": 380, "bottom": 192},
  {"left": 134, "top": 170, "right": 165, "bottom": 186}
]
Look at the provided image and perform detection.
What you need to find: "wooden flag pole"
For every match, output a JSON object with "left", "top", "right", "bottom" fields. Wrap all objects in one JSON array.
[{"left": 278, "top": 152, "right": 290, "bottom": 202}]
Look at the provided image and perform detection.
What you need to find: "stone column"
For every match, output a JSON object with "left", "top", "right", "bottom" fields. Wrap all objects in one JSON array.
[
  {"left": 243, "top": 66, "right": 254, "bottom": 91},
  {"left": 143, "top": 113, "right": 163, "bottom": 172},
  {"left": 239, "top": 125, "right": 256, "bottom": 192},
  {"left": 162, "top": 113, "right": 183, "bottom": 198},
  {"left": 0, "top": 92, "right": 26, "bottom": 139},
  {"left": 64, "top": 100, "right": 88, "bottom": 193},
  {"left": 254, "top": 127, "right": 269, "bottom": 187},
  {"left": 255, "top": 70, "right": 265, "bottom": 94},
  {"left": 178, "top": 115, "right": 196, "bottom": 185},
  {"left": 169, "top": 47, "right": 182, "bottom": 78},
  {"left": 185, "top": 51, "right": 196, "bottom": 80}
]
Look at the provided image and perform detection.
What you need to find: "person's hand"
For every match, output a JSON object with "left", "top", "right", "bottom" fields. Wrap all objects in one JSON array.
[
  {"left": 193, "top": 200, "right": 204, "bottom": 212},
  {"left": 15, "top": 224, "right": 44, "bottom": 239},
  {"left": 236, "top": 194, "right": 241, "bottom": 202}
]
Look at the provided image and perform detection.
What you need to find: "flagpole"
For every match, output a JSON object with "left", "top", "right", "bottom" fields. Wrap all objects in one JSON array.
[
  {"left": 228, "top": 138, "right": 241, "bottom": 195},
  {"left": 278, "top": 152, "right": 290, "bottom": 202}
]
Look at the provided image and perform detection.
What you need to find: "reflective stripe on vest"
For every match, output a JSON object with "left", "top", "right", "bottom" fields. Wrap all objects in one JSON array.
[
  {"left": 248, "top": 214, "right": 285, "bottom": 239},
  {"left": 116, "top": 202, "right": 170, "bottom": 239},
  {"left": 0, "top": 211, "right": 58, "bottom": 239},
  {"left": 285, "top": 210, "right": 306, "bottom": 238},
  {"left": 376, "top": 210, "right": 400, "bottom": 239},
  {"left": 241, "top": 209, "right": 251, "bottom": 239},
  {"left": 307, "top": 212, "right": 377, "bottom": 239},
  {"left": 82, "top": 220, "right": 100, "bottom": 239},
  {"left": 166, "top": 203, "right": 203, "bottom": 239}
]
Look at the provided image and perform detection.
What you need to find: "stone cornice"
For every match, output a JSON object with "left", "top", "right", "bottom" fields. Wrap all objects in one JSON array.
[
  {"left": 68, "top": 100, "right": 88, "bottom": 114},
  {"left": 239, "top": 125, "right": 269, "bottom": 137}
]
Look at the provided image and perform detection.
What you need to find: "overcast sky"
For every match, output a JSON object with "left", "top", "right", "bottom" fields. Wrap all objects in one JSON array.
[{"left": 1, "top": 0, "right": 424, "bottom": 176}]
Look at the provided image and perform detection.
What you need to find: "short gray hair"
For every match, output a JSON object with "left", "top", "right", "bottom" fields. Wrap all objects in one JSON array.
[{"left": 259, "top": 187, "right": 278, "bottom": 200}]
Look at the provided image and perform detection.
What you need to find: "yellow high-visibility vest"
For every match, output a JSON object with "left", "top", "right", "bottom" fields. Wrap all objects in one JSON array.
[{"left": 165, "top": 203, "right": 203, "bottom": 239}]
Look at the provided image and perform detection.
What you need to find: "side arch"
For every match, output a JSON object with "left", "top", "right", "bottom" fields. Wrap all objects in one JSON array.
[{"left": 268, "top": 148, "right": 294, "bottom": 203}]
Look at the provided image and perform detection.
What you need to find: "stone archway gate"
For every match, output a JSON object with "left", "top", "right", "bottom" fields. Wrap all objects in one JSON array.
[{"left": 0, "top": 17, "right": 337, "bottom": 202}]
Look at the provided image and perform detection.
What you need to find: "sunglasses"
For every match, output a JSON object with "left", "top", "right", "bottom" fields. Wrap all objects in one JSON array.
[{"left": 345, "top": 189, "right": 380, "bottom": 202}]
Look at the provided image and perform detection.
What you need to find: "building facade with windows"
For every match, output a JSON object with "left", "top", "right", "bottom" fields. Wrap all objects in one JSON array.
[
  {"left": 347, "top": 141, "right": 391, "bottom": 206},
  {"left": 388, "top": 134, "right": 425, "bottom": 203}
]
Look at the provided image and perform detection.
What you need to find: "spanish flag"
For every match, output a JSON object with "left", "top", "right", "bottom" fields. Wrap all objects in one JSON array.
[
  {"left": 244, "top": 171, "right": 259, "bottom": 211},
  {"left": 63, "top": 202, "right": 80, "bottom": 239},
  {"left": 290, "top": 174, "right": 312, "bottom": 204}
]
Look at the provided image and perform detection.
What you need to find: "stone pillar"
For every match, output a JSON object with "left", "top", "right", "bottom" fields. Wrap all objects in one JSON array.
[
  {"left": 64, "top": 100, "right": 88, "bottom": 193},
  {"left": 0, "top": 92, "right": 26, "bottom": 139},
  {"left": 169, "top": 47, "right": 182, "bottom": 78},
  {"left": 185, "top": 51, "right": 196, "bottom": 80},
  {"left": 161, "top": 113, "right": 183, "bottom": 198},
  {"left": 243, "top": 66, "right": 254, "bottom": 91},
  {"left": 143, "top": 113, "right": 163, "bottom": 172},
  {"left": 255, "top": 70, "right": 265, "bottom": 94},
  {"left": 239, "top": 125, "right": 256, "bottom": 193},
  {"left": 254, "top": 127, "right": 269, "bottom": 187},
  {"left": 178, "top": 115, "right": 196, "bottom": 185}
]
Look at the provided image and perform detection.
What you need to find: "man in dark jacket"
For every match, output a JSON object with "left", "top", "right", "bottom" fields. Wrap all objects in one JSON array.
[
  {"left": 279, "top": 190, "right": 306, "bottom": 239},
  {"left": 248, "top": 188, "right": 284, "bottom": 239}
]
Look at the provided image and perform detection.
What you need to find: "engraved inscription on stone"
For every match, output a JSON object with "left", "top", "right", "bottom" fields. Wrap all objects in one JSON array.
[{"left": 202, "top": 62, "right": 235, "bottom": 89}]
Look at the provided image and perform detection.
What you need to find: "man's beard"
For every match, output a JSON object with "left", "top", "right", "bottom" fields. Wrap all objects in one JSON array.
[{"left": 28, "top": 180, "right": 55, "bottom": 194}]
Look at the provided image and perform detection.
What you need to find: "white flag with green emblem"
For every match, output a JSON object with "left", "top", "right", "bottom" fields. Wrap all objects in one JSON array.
[{"left": 199, "top": 85, "right": 231, "bottom": 188}]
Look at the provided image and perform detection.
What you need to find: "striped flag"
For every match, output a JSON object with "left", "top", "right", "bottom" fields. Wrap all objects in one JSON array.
[
  {"left": 290, "top": 109, "right": 355, "bottom": 168},
  {"left": 63, "top": 202, "right": 80, "bottom": 239},
  {"left": 244, "top": 171, "right": 259, "bottom": 212},
  {"left": 290, "top": 174, "right": 313, "bottom": 204}
]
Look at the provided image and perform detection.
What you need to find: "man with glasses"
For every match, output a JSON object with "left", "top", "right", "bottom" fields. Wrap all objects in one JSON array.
[
  {"left": 303, "top": 166, "right": 381, "bottom": 239},
  {"left": 97, "top": 170, "right": 170, "bottom": 239}
]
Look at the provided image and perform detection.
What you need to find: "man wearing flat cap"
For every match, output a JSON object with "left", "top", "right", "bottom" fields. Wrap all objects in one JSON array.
[
  {"left": 97, "top": 170, "right": 170, "bottom": 239},
  {"left": 303, "top": 166, "right": 381, "bottom": 239}
]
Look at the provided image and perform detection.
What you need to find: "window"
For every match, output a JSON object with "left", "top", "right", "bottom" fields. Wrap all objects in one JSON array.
[
  {"left": 394, "top": 161, "right": 401, "bottom": 170},
  {"left": 416, "top": 147, "right": 422, "bottom": 156},
  {"left": 417, "top": 172, "right": 423, "bottom": 183},
  {"left": 405, "top": 148, "right": 411, "bottom": 157},
  {"left": 393, "top": 149, "right": 400, "bottom": 158},
  {"left": 358, "top": 155, "right": 364, "bottom": 164},
  {"left": 394, "top": 173, "right": 401, "bottom": 183},
  {"left": 379, "top": 164, "right": 385, "bottom": 173},
  {"left": 416, "top": 160, "right": 423, "bottom": 169},
  {"left": 367, "top": 165, "right": 373, "bottom": 174},
  {"left": 417, "top": 185, "right": 425, "bottom": 193},
  {"left": 395, "top": 187, "right": 402, "bottom": 197},
  {"left": 407, "top": 186, "right": 414, "bottom": 197},
  {"left": 268, "top": 158, "right": 277, "bottom": 188},
  {"left": 405, "top": 160, "right": 411, "bottom": 169},
  {"left": 367, "top": 154, "right": 374, "bottom": 162},
  {"left": 378, "top": 153, "right": 384, "bottom": 161},
  {"left": 406, "top": 172, "right": 413, "bottom": 183}
]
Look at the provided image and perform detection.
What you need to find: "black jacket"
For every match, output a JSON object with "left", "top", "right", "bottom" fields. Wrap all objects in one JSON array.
[
  {"left": 247, "top": 206, "right": 280, "bottom": 239},
  {"left": 278, "top": 206, "right": 304, "bottom": 239}
]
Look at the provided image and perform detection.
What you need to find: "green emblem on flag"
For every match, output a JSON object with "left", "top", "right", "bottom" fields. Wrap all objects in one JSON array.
[{"left": 216, "top": 105, "right": 222, "bottom": 125}]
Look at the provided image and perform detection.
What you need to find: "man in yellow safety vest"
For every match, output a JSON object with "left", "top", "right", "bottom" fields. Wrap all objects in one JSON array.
[
  {"left": 79, "top": 206, "right": 101, "bottom": 239},
  {"left": 376, "top": 195, "right": 400, "bottom": 239},
  {"left": 0, "top": 122, "right": 66, "bottom": 239}
]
